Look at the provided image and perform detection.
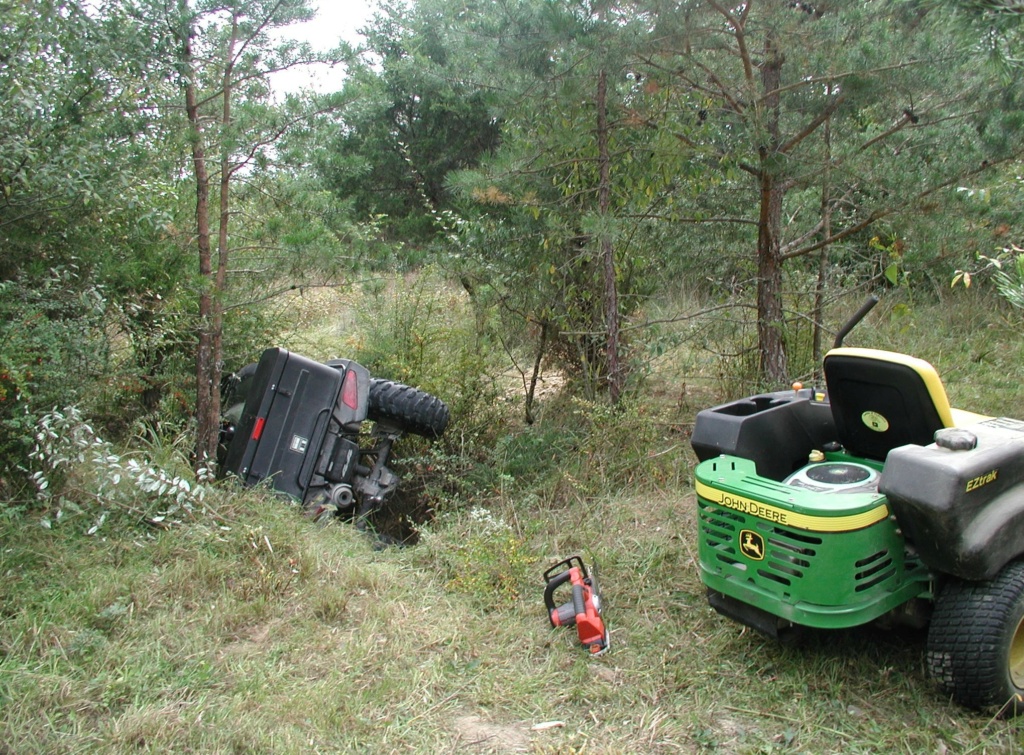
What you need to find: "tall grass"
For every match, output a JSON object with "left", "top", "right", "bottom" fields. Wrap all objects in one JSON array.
[{"left": 4, "top": 489, "right": 1023, "bottom": 752}]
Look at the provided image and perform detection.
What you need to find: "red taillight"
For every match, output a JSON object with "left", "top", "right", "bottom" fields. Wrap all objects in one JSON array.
[
  {"left": 340, "top": 369, "right": 360, "bottom": 410},
  {"left": 251, "top": 416, "right": 266, "bottom": 441}
]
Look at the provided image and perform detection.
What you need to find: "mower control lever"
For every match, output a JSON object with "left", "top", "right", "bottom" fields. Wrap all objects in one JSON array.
[{"left": 833, "top": 295, "right": 879, "bottom": 348}]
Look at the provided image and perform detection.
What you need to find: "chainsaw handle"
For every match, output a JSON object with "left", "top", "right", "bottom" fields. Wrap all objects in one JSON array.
[
  {"left": 543, "top": 567, "right": 573, "bottom": 619},
  {"left": 572, "top": 583, "right": 587, "bottom": 617}
]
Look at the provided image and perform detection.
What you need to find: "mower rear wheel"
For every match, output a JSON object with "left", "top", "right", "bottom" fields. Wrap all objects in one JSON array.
[
  {"left": 927, "top": 561, "right": 1024, "bottom": 716},
  {"left": 368, "top": 379, "right": 449, "bottom": 439}
]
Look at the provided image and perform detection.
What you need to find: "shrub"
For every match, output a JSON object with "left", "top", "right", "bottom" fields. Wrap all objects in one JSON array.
[
  {"left": 25, "top": 406, "right": 212, "bottom": 532},
  {"left": 417, "top": 506, "right": 533, "bottom": 604},
  {"left": 346, "top": 269, "right": 515, "bottom": 479},
  {"left": 0, "top": 267, "right": 110, "bottom": 492}
]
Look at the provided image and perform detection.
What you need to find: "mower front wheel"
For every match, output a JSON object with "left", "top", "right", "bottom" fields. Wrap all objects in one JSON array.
[{"left": 927, "top": 561, "right": 1024, "bottom": 716}]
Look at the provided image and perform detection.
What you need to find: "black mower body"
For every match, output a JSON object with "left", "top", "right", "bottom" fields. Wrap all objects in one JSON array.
[
  {"left": 219, "top": 347, "right": 370, "bottom": 503},
  {"left": 690, "top": 387, "right": 836, "bottom": 481},
  {"left": 881, "top": 417, "right": 1024, "bottom": 581}
]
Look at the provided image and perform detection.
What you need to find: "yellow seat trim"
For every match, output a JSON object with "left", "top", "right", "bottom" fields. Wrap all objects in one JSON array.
[
  {"left": 825, "top": 347, "right": 953, "bottom": 425},
  {"left": 824, "top": 347, "right": 991, "bottom": 429}
]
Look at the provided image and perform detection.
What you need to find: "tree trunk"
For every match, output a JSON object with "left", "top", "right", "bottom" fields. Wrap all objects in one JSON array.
[
  {"left": 812, "top": 86, "right": 834, "bottom": 374},
  {"left": 525, "top": 320, "right": 549, "bottom": 425},
  {"left": 756, "top": 173, "right": 787, "bottom": 383},
  {"left": 596, "top": 68, "right": 624, "bottom": 403},
  {"left": 207, "top": 14, "right": 240, "bottom": 467},
  {"left": 755, "top": 35, "right": 788, "bottom": 384},
  {"left": 179, "top": 7, "right": 218, "bottom": 469}
]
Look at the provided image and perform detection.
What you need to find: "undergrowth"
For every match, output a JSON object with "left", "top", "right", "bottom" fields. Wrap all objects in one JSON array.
[{"left": 25, "top": 406, "right": 213, "bottom": 533}]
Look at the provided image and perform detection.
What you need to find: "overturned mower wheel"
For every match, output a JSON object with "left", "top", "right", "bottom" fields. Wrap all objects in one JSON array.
[{"left": 368, "top": 379, "right": 450, "bottom": 439}]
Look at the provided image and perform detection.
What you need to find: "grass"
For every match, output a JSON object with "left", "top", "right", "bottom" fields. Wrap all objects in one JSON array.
[
  {"left": 4, "top": 283, "right": 1024, "bottom": 752},
  {"left": 4, "top": 489, "right": 1024, "bottom": 753}
]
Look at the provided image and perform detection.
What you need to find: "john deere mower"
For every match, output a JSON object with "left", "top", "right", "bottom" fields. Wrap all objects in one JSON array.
[{"left": 691, "top": 296, "right": 1024, "bottom": 715}]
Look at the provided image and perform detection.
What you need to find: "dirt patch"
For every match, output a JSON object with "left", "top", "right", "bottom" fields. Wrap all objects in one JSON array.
[
  {"left": 452, "top": 715, "right": 531, "bottom": 753},
  {"left": 363, "top": 477, "right": 432, "bottom": 546},
  {"left": 216, "top": 621, "right": 281, "bottom": 661}
]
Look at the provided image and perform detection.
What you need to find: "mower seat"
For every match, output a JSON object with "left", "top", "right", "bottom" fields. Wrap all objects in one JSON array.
[{"left": 823, "top": 347, "right": 987, "bottom": 462}]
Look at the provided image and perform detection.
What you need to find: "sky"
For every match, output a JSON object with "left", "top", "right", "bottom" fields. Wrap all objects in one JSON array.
[
  {"left": 292, "top": 0, "right": 374, "bottom": 50},
  {"left": 271, "top": 0, "right": 376, "bottom": 94}
]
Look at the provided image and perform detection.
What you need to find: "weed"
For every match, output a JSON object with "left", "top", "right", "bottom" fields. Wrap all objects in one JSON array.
[{"left": 418, "top": 506, "right": 534, "bottom": 603}]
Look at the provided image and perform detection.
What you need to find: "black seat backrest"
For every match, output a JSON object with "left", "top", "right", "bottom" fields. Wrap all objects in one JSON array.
[{"left": 823, "top": 347, "right": 954, "bottom": 462}]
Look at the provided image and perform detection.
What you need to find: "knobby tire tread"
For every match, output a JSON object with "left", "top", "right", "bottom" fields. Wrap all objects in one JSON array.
[{"left": 368, "top": 379, "right": 449, "bottom": 439}]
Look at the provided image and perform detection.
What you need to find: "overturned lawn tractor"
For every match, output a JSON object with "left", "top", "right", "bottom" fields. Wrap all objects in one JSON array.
[
  {"left": 691, "top": 296, "right": 1024, "bottom": 716},
  {"left": 218, "top": 347, "right": 449, "bottom": 542}
]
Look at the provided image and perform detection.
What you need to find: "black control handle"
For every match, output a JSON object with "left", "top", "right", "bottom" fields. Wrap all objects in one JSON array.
[{"left": 833, "top": 295, "right": 879, "bottom": 348}]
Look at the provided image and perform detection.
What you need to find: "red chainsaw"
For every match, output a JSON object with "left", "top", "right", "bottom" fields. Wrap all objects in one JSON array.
[{"left": 543, "top": 555, "right": 609, "bottom": 655}]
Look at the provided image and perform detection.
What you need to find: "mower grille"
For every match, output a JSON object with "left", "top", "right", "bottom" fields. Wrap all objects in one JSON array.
[
  {"left": 853, "top": 549, "right": 896, "bottom": 591},
  {"left": 699, "top": 500, "right": 822, "bottom": 587},
  {"left": 694, "top": 455, "right": 931, "bottom": 629},
  {"left": 697, "top": 495, "right": 916, "bottom": 622}
]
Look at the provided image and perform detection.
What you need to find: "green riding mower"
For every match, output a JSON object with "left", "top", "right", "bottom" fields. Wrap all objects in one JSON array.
[{"left": 691, "top": 296, "right": 1024, "bottom": 716}]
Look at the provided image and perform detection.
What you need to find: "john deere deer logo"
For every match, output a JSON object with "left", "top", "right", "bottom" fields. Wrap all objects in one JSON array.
[{"left": 740, "top": 530, "right": 765, "bottom": 561}]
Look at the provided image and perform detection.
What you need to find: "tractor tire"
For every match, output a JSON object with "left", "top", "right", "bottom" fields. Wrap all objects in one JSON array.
[
  {"left": 927, "top": 561, "right": 1024, "bottom": 717},
  {"left": 221, "top": 362, "right": 257, "bottom": 420},
  {"left": 367, "top": 379, "right": 449, "bottom": 439}
]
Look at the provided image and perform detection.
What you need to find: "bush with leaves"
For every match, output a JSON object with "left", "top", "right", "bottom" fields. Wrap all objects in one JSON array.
[
  {"left": 349, "top": 270, "right": 510, "bottom": 445},
  {"left": 26, "top": 406, "right": 212, "bottom": 532},
  {"left": 0, "top": 268, "right": 111, "bottom": 494},
  {"left": 953, "top": 244, "right": 1024, "bottom": 313},
  {"left": 986, "top": 248, "right": 1024, "bottom": 311}
]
